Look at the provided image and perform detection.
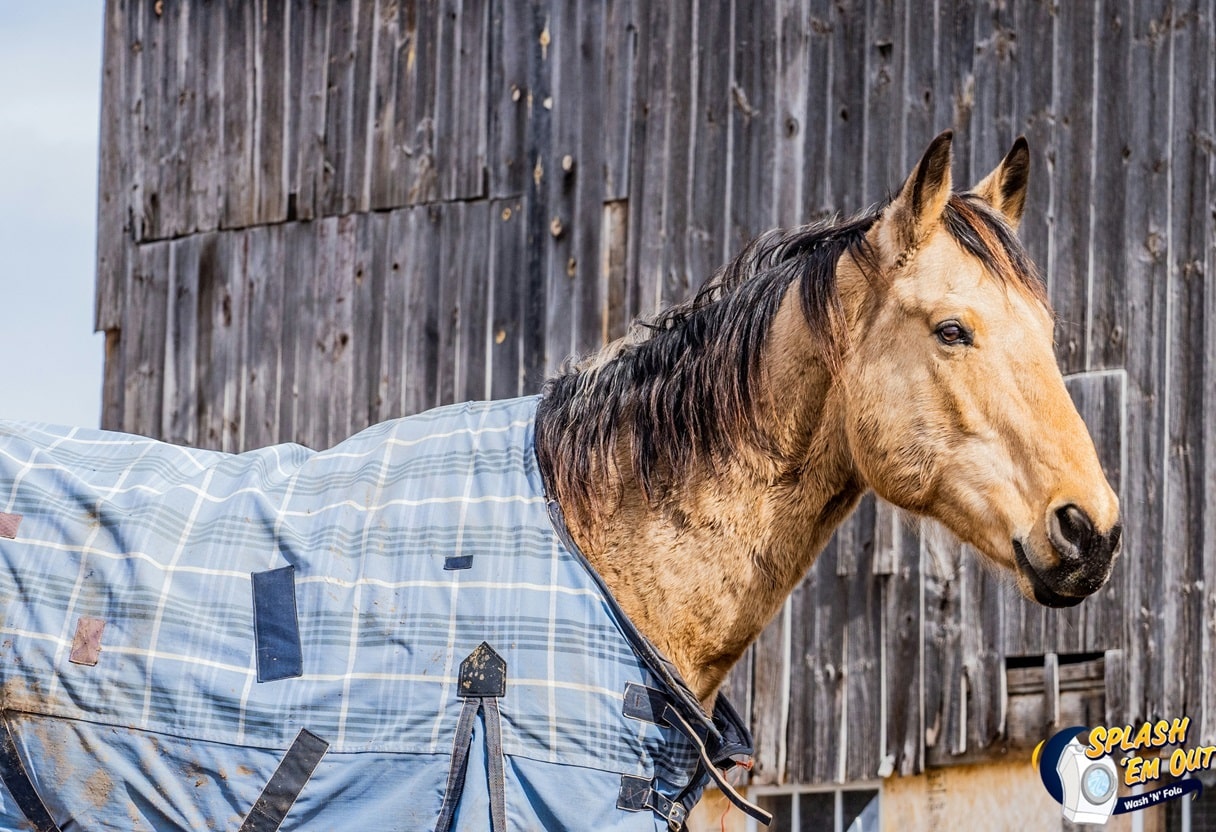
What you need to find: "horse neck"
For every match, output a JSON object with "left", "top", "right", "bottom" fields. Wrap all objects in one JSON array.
[{"left": 563, "top": 286, "right": 865, "bottom": 704}]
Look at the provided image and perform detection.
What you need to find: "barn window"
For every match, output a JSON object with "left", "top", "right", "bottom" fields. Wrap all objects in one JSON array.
[
  {"left": 1166, "top": 774, "right": 1216, "bottom": 832},
  {"left": 744, "top": 784, "right": 880, "bottom": 832}
]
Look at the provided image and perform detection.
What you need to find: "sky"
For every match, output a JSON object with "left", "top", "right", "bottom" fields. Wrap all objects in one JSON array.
[{"left": 0, "top": 5, "right": 105, "bottom": 427}]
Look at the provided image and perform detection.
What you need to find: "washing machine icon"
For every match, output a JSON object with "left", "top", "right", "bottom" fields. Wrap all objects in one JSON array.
[{"left": 1056, "top": 737, "right": 1119, "bottom": 824}]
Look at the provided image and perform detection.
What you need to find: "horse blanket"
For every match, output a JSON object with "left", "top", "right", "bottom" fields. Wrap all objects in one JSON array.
[{"left": 0, "top": 396, "right": 759, "bottom": 831}]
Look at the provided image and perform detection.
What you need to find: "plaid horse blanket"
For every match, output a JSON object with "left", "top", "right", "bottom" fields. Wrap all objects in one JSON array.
[{"left": 0, "top": 396, "right": 759, "bottom": 831}]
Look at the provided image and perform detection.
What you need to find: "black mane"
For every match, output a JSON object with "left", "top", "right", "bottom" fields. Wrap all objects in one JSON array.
[{"left": 535, "top": 195, "right": 1046, "bottom": 513}]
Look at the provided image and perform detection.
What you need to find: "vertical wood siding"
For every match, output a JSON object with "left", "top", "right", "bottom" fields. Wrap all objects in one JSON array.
[{"left": 95, "top": 0, "right": 1216, "bottom": 785}]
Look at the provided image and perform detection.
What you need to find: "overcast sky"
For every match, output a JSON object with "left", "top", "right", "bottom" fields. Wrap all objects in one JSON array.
[{"left": 1, "top": 5, "right": 105, "bottom": 427}]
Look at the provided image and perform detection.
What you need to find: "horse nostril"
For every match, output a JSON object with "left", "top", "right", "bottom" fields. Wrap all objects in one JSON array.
[{"left": 1055, "top": 504, "right": 1095, "bottom": 551}]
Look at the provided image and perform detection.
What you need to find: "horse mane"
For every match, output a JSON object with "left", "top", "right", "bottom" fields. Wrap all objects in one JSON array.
[{"left": 535, "top": 193, "right": 1046, "bottom": 515}]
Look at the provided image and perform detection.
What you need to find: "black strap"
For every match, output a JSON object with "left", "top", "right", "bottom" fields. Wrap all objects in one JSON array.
[
  {"left": 660, "top": 703, "right": 772, "bottom": 826},
  {"left": 435, "top": 643, "right": 508, "bottom": 832},
  {"left": 618, "top": 774, "right": 688, "bottom": 830},
  {"left": 483, "top": 698, "right": 507, "bottom": 832},
  {"left": 434, "top": 698, "right": 481, "bottom": 832},
  {"left": 238, "top": 728, "right": 329, "bottom": 832},
  {"left": 0, "top": 714, "right": 62, "bottom": 832}
]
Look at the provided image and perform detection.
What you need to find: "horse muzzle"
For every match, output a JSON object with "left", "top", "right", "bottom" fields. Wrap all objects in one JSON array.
[{"left": 1013, "top": 507, "right": 1123, "bottom": 608}]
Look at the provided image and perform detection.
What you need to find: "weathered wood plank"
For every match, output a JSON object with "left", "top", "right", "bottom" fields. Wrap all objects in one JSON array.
[
  {"left": 102, "top": 329, "right": 125, "bottom": 431},
  {"left": 922, "top": 525, "right": 963, "bottom": 766},
  {"left": 255, "top": 0, "right": 289, "bottom": 225},
  {"left": 966, "top": 2, "right": 1015, "bottom": 185},
  {"left": 349, "top": 0, "right": 377, "bottom": 213},
  {"left": 279, "top": 218, "right": 316, "bottom": 442},
  {"left": 395, "top": 0, "right": 441, "bottom": 206},
  {"left": 489, "top": 198, "right": 527, "bottom": 399},
  {"left": 600, "top": 198, "right": 630, "bottom": 345},
  {"left": 1010, "top": 0, "right": 1054, "bottom": 290},
  {"left": 165, "top": 235, "right": 200, "bottom": 447},
  {"left": 319, "top": 1, "right": 357, "bottom": 218},
  {"left": 376, "top": 208, "right": 413, "bottom": 419},
  {"left": 222, "top": 0, "right": 256, "bottom": 230},
  {"left": 1120, "top": 0, "right": 1173, "bottom": 727},
  {"left": 487, "top": 0, "right": 529, "bottom": 199},
  {"left": 844, "top": 503, "right": 883, "bottom": 781},
  {"left": 571, "top": 0, "right": 608, "bottom": 355},
  {"left": 189, "top": 0, "right": 224, "bottom": 232},
  {"left": 686, "top": 0, "right": 733, "bottom": 287},
  {"left": 900, "top": 0, "right": 937, "bottom": 188},
  {"left": 241, "top": 223, "right": 285, "bottom": 449},
  {"left": 96, "top": 0, "right": 130, "bottom": 333},
  {"left": 827, "top": 0, "right": 866, "bottom": 214},
  {"left": 657, "top": 0, "right": 693, "bottom": 308},
  {"left": 728, "top": 0, "right": 776, "bottom": 249},
  {"left": 298, "top": 215, "right": 358, "bottom": 449},
  {"left": 861, "top": 0, "right": 904, "bottom": 203},
  {"left": 1087, "top": 0, "right": 1132, "bottom": 373},
  {"left": 456, "top": 203, "right": 492, "bottom": 402},
  {"left": 434, "top": 204, "right": 464, "bottom": 407},
  {"left": 750, "top": 601, "right": 790, "bottom": 784},
  {"left": 368, "top": 0, "right": 402, "bottom": 211},
  {"left": 351, "top": 212, "right": 384, "bottom": 431},
  {"left": 130, "top": 0, "right": 160, "bottom": 241},
  {"left": 435, "top": 0, "right": 489, "bottom": 201},
  {"left": 1162, "top": 0, "right": 1210, "bottom": 723},
  {"left": 936, "top": 0, "right": 975, "bottom": 164},
  {"left": 881, "top": 517, "right": 923, "bottom": 776},
  {"left": 543, "top": 0, "right": 580, "bottom": 372},
  {"left": 160, "top": 0, "right": 191, "bottom": 239},
  {"left": 773, "top": 0, "right": 809, "bottom": 228},
  {"left": 287, "top": 0, "right": 329, "bottom": 222},
  {"left": 520, "top": 2, "right": 552, "bottom": 392},
  {"left": 122, "top": 241, "right": 170, "bottom": 437},
  {"left": 1201, "top": 18, "right": 1216, "bottom": 742},
  {"left": 957, "top": 547, "right": 1006, "bottom": 758},
  {"left": 1048, "top": 0, "right": 1097, "bottom": 374},
  {"left": 403, "top": 205, "right": 443, "bottom": 414},
  {"left": 601, "top": 0, "right": 635, "bottom": 201},
  {"left": 195, "top": 231, "right": 242, "bottom": 451},
  {"left": 1061, "top": 371, "right": 1127, "bottom": 655},
  {"left": 625, "top": 0, "right": 670, "bottom": 321},
  {"left": 794, "top": 541, "right": 847, "bottom": 783}
]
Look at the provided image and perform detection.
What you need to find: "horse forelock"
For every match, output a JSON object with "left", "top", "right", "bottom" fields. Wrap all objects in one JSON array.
[
  {"left": 942, "top": 194, "right": 1049, "bottom": 308},
  {"left": 537, "top": 210, "right": 880, "bottom": 514}
]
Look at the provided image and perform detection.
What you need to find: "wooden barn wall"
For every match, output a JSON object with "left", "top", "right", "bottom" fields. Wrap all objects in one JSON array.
[{"left": 96, "top": 0, "right": 1215, "bottom": 786}]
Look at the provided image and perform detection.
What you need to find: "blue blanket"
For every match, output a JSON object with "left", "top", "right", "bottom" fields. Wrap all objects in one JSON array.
[{"left": 0, "top": 396, "right": 754, "bottom": 831}]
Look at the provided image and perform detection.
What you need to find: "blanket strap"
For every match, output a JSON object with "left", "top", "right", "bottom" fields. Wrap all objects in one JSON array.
[
  {"left": 435, "top": 642, "right": 508, "bottom": 832},
  {"left": 660, "top": 703, "right": 772, "bottom": 826},
  {"left": 618, "top": 774, "right": 688, "bottom": 829},
  {"left": 622, "top": 683, "right": 772, "bottom": 827},
  {"left": 0, "top": 713, "right": 62, "bottom": 832},
  {"left": 238, "top": 728, "right": 329, "bottom": 832}
]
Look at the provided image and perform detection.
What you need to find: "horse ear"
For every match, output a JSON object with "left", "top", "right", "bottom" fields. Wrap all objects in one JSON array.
[
  {"left": 971, "top": 136, "right": 1030, "bottom": 228},
  {"left": 888, "top": 130, "right": 954, "bottom": 249}
]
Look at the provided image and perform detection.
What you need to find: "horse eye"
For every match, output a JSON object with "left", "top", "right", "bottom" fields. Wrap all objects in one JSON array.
[{"left": 935, "top": 322, "right": 970, "bottom": 345}]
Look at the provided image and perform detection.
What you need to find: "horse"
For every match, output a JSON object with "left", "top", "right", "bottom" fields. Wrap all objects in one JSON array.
[
  {"left": 0, "top": 132, "right": 1120, "bottom": 831},
  {"left": 537, "top": 129, "right": 1122, "bottom": 705}
]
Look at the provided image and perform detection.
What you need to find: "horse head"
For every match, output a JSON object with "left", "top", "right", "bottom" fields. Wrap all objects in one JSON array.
[{"left": 840, "top": 131, "right": 1122, "bottom": 607}]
